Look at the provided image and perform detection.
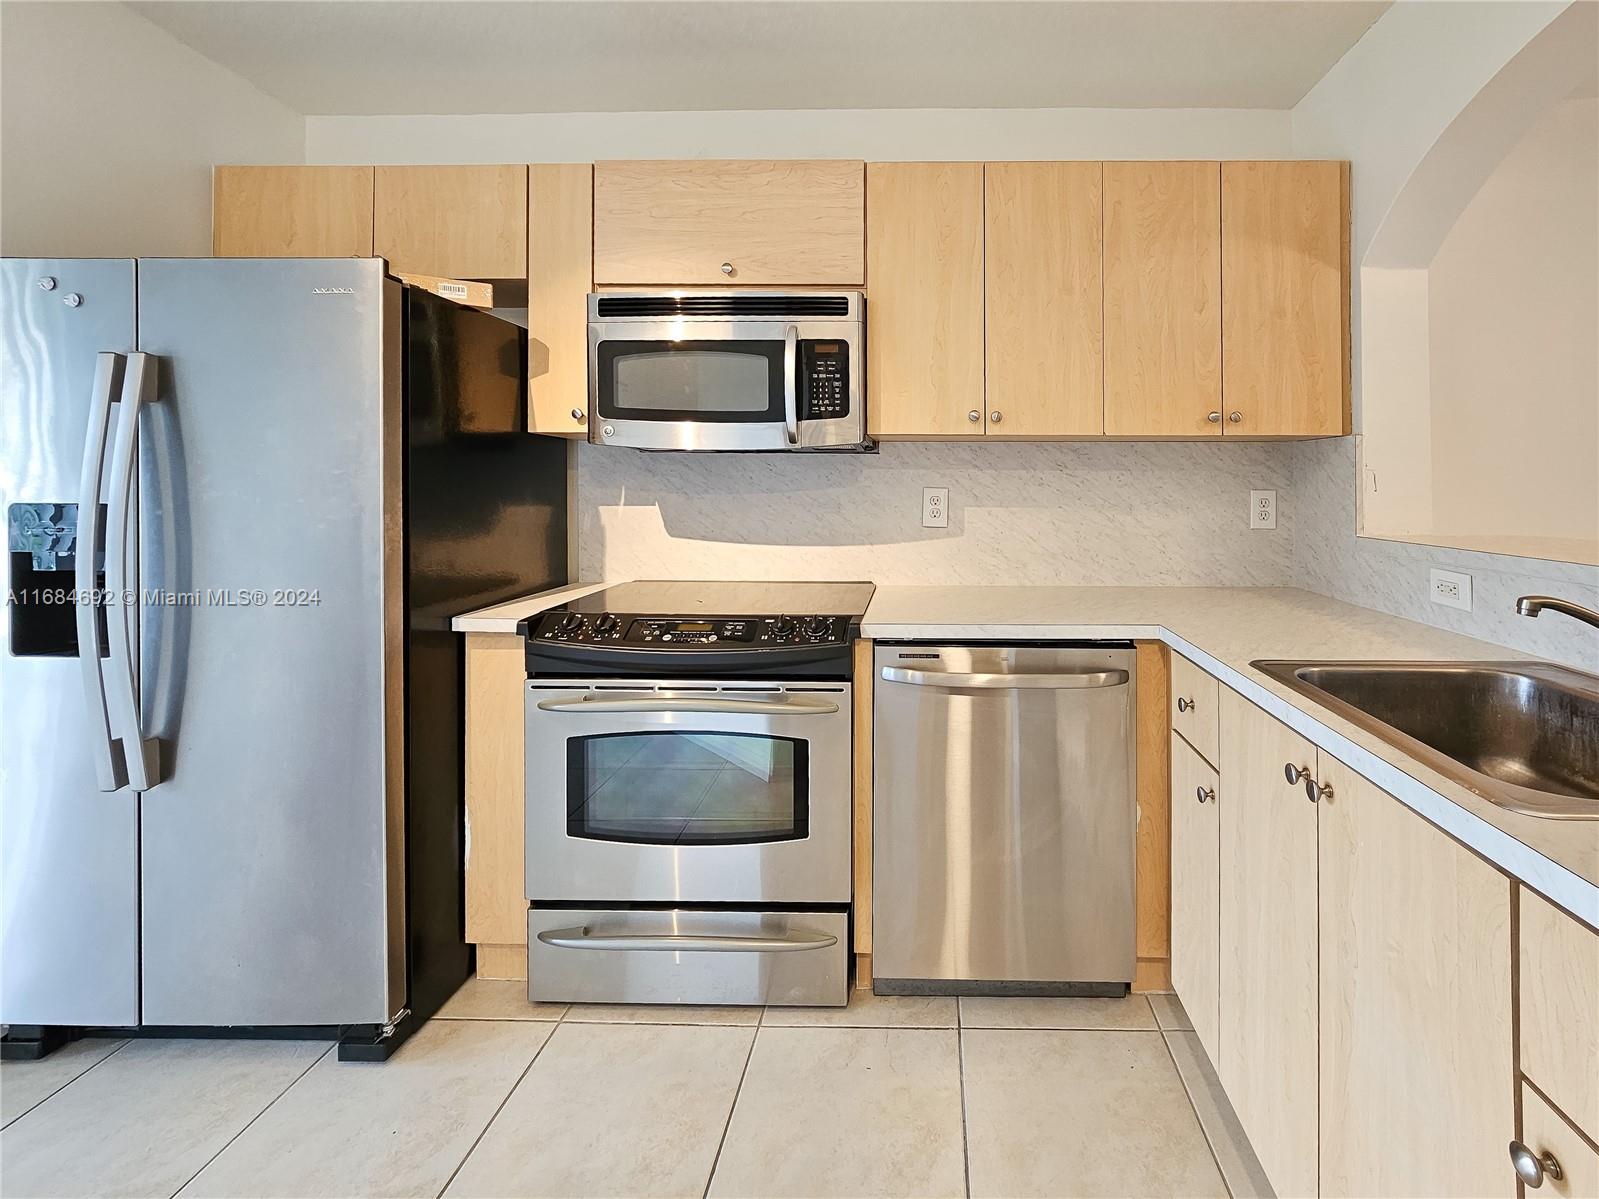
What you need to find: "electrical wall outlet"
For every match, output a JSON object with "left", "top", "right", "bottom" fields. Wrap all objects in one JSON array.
[
  {"left": 1249, "top": 490, "right": 1277, "bottom": 530},
  {"left": 922, "top": 487, "right": 949, "bottom": 529},
  {"left": 1429, "top": 567, "right": 1473, "bottom": 612}
]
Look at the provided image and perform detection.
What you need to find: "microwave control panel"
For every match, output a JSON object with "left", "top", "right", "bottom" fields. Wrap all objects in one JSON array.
[{"left": 799, "top": 341, "right": 850, "bottom": 421}]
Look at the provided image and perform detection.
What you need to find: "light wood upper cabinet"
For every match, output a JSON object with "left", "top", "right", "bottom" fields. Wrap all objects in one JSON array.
[
  {"left": 1519, "top": 888, "right": 1599, "bottom": 1139},
  {"left": 374, "top": 165, "right": 527, "bottom": 279},
  {"left": 528, "top": 164, "right": 594, "bottom": 437},
  {"left": 212, "top": 166, "right": 373, "bottom": 258},
  {"left": 1104, "top": 161, "right": 1222, "bottom": 437},
  {"left": 1221, "top": 160, "right": 1349, "bottom": 437},
  {"left": 1170, "top": 732, "right": 1221, "bottom": 1063},
  {"left": 984, "top": 162, "right": 1103, "bottom": 437},
  {"left": 1218, "top": 686, "right": 1319, "bottom": 1199},
  {"left": 866, "top": 163, "right": 985, "bottom": 438},
  {"left": 593, "top": 159, "right": 864, "bottom": 286},
  {"left": 1318, "top": 755, "right": 1514, "bottom": 1198}
]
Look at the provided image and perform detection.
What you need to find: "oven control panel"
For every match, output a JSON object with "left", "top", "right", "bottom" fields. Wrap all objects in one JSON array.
[{"left": 529, "top": 612, "right": 849, "bottom": 648}]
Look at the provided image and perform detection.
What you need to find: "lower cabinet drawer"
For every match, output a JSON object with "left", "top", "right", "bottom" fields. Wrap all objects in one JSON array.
[
  {"left": 1520, "top": 889, "right": 1599, "bottom": 1138},
  {"left": 1519, "top": 1085, "right": 1599, "bottom": 1199},
  {"left": 527, "top": 908, "right": 849, "bottom": 1007}
]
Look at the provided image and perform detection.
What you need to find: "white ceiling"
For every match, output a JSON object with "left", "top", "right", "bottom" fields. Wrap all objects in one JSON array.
[{"left": 129, "top": 0, "right": 1391, "bottom": 117}]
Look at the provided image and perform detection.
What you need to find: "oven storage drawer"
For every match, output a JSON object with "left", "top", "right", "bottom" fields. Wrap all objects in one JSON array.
[{"left": 527, "top": 908, "right": 849, "bottom": 1007}]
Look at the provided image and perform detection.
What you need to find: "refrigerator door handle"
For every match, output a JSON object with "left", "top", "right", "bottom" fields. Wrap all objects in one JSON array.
[
  {"left": 105, "top": 352, "right": 160, "bottom": 790},
  {"left": 75, "top": 352, "right": 127, "bottom": 791}
]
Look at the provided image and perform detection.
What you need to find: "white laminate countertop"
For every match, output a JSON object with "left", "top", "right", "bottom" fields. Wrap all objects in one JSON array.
[
  {"left": 864, "top": 585, "right": 1599, "bottom": 923},
  {"left": 450, "top": 582, "right": 609, "bottom": 634}
]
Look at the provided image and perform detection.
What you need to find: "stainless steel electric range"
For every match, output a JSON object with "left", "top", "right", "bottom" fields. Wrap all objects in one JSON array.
[{"left": 517, "top": 581, "right": 875, "bottom": 1007}]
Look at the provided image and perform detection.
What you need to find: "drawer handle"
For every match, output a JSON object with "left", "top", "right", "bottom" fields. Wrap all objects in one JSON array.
[
  {"left": 1509, "top": 1141, "right": 1563, "bottom": 1188},
  {"left": 537, "top": 928, "right": 837, "bottom": 953},
  {"left": 1177, "top": 696, "right": 1195, "bottom": 713},
  {"left": 1196, "top": 785, "right": 1214, "bottom": 804},
  {"left": 881, "top": 667, "right": 1129, "bottom": 690},
  {"left": 1284, "top": 762, "right": 1311, "bottom": 786}
]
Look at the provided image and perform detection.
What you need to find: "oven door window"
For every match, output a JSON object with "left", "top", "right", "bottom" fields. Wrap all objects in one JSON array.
[
  {"left": 596, "top": 340, "right": 784, "bottom": 423},
  {"left": 567, "top": 731, "right": 808, "bottom": 846}
]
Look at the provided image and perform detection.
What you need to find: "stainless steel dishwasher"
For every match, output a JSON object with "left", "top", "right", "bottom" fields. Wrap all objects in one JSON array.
[{"left": 872, "top": 643, "right": 1137, "bottom": 994}]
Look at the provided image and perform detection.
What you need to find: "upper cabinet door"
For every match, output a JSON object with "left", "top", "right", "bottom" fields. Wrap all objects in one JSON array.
[
  {"left": 528, "top": 164, "right": 594, "bottom": 438},
  {"left": 1104, "top": 161, "right": 1222, "bottom": 437},
  {"left": 592, "top": 160, "right": 864, "bottom": 285},
  {"left": 984, "top": 162, "right": 1103, "bottom": 437},
  {"left": 212, "top": 166, "right": 374, "bottom": 257},
  {"left": 1221, "top": 161, "right": 1349, "bottom": 437},
  {"left": 374, "top": 165, "right": 528, "bottom": 279},
  {"left": 866, "top": 163, "right": 985, "bottom": 438}
]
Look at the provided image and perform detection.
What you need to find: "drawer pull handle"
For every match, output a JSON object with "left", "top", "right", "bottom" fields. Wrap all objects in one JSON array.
[
  {"left": 537, "top": 928, "right": 837, "bottom": 953},
  {"left": 1196, "top": 785, "right": 1214, "bottom": 804},
  {"left": 1509, "top": 1141, "right": 1562, "bottom": 1188},
  {"left": 1177, "top": 696, "right": 1195, "bottom": 713},
  {"left": 1284, "top": 762, "right": 1311, "bottom": 786}
]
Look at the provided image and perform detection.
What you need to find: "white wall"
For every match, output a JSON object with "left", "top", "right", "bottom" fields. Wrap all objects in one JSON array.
[
  {"left": 305, "top": 106, "right": 1290, "bottom": 164},
  {"left": 1291, "top": 0, "right": 1599, "bottom": 670},
  {"left": 0, "top": 2, "right": 304, "bottom": 257}
]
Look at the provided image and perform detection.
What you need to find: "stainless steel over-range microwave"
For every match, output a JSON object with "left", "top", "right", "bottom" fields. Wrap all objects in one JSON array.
[{"left": 586, "top": 291, "right": 868, "bottom": 451}]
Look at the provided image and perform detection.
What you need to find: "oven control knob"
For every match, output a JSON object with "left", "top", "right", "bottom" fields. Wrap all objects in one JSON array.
[
  {"left": 803, "top": 616, "right": 830, "bottom": 637},
  {"left": 771, "top": 616, "right": 796, "bottom": 639},
  {"left": 556, "top": 612, "right": 583, "bottom": 637},
  {"left": 595, "top": 613, "right": 620, "bottom": 636}
]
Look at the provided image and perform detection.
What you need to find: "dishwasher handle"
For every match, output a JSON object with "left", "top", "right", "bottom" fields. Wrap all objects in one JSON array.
[{"left": 879, "top": 666, "right": 1130, "bottom": 690}]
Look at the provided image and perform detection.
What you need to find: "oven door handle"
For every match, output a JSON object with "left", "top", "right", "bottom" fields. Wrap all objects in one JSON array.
[
  {"left": 536, "top": 928, "right": 839, "bottom": 953},
  {"left": 534, "top": 695, "right": 840, "bottom": 715},
  {"left": 783, "top": 323, "right": 800, "bottom": 446},
  {"left": 880, "top": 666, "right": 1130, "bottom": 690}
]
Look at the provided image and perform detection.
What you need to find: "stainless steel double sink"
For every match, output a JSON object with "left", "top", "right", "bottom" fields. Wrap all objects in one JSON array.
[{"left": 1251, "top": 660, "right": 1599, "bottom": 820}]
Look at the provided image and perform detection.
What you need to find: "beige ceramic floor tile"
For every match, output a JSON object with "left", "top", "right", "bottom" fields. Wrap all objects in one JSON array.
[
  {"left": 0, "top": 1038, "right": 327, "bottom": 1199},
  {"left": 445, "top": 1021, "right": 754, "bottom": 1198},
  {"left": 181, "top": 1019, "right": 553, "bottom": 1198},
  {"left": 434, "top": 976, "right": 566, "bottom": 1021},
  {"left": 1147, "top": 991, "right": 1194, "bottom": 1032},
  {"left": 563, "top": 1002, "right": 760, "bottom": 1025},
  {"left": 960, "top": 993, "right": 1156, "bottom": 1030},
  {"left": 963, "top": 1028, "right": 1226, "bottom": 1198},
  {"left": 1164, "top": 1029, "right": 1274, "bottom": 1199},
  {"left": 762, "top": 989, "right": 957, "bottom": 1028},
  {"left": 708, "top": 1027, "right": 966, "bottom": 1198},
  {"left": 0, "top": 1038, "right": 126, "bottom": 1129}
]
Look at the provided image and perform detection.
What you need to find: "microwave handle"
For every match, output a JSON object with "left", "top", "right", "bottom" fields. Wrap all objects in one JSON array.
[{"left": 783, "top": 324, "right": 799, "bottom": 446}]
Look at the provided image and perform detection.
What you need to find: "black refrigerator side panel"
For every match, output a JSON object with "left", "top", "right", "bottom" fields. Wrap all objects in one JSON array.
[{"left": 402, "top": 289, "right": 568, "bottom": 1020}]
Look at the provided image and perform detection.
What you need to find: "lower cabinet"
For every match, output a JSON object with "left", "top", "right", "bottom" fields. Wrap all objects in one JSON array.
[
  {"left": 1217, "top": 687, "right": 1320, "bottom": 1199},
  {"left": 1317, "top": 755, "right": 1514, "bottom": 1197},
  {"left": 1169, "top": 731, "right": 1220, "bottom": 1061}
]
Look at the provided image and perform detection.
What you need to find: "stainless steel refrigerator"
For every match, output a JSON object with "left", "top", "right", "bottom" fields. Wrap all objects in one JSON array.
[{"left": 1, "top": 258, "right": 567, "bottom": 1060}]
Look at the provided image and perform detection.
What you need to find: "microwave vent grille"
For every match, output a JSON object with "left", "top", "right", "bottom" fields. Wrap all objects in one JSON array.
[{"left": 595, "top": 295, "right": 851, "bottom": 318}]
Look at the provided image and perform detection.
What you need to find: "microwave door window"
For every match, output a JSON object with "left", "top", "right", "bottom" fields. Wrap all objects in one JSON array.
[
  {"left": 598, "top": 340, "right": 784, "bottom": 422},
  {"left": 567, "top": 731, "right": 808, "bottom": 845}
]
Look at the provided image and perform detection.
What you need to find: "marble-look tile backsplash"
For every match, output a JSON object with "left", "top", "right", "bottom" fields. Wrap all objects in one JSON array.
[
  {"left": 577, "top": 441, "right": 1295, "bottom": 586},
  {"left": 1292, "top": 438, "right": 1599, "bottom": 671}
]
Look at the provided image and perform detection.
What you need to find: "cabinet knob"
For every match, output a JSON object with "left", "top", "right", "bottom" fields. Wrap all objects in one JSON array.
[
  {"left": 570, "top": 408, "right": 586, "bottom": 423},
  {"left": 1177, "top": 696, "right": 1195, "bottom": 713},
  {"left": 968, "top": 410, "right": 982, "bottom": 423},
  {"left": 1284, "top": 762, "right": 1310, "bottom": 786},
  {"left": 721, "top": 262, "right": 735, "bottom": 276},
  {"left": 1196, "top": 785, "right": 1214, "bottom": 804},
  {"left": 1206, "top": 411, "right": 1222, "bottom": 424},
  {"left": 1305, "top": 777, "right": 1332, "bottom": 804},
  {"left": 989, "top": 411, "right": 1003, "bottom": 424},
  {"left": 1228, "top": 411, "right": 1243, "bottom": 424},
  {"left": 1509, "top": 1141, "right": 1563, "bottom": 1188}
]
